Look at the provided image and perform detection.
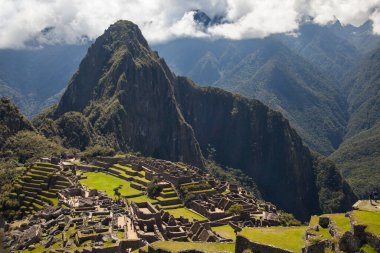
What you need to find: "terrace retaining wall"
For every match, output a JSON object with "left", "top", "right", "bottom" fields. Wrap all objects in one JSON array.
[{"left": 235, "top": 235, "right": 294, "bottom": 253}]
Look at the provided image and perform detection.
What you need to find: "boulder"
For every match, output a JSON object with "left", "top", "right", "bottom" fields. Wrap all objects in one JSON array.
[
  {"left": 318, "top": 217, "right": 330, "bottom": 228},
  {"left": 339, "top": 231, "right": 360, "bottom": 253}
]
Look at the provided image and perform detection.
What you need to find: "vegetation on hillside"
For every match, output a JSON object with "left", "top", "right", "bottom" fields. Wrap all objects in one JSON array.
[
  {"left": 146, "top": 179, "right": 162, "bottom": 198},
  {"left": 2, "top": 131, "right": 65, "bottom": 164},
  {"left": 312, "top": 154, "right": 357, "bottom": 213},
  {"left": 330, "top": 123, "right": 380, "bottom": 197},
  {"left": 330, "top": 47, "right": 380, "bottom": 198},
  {"left": 205, "top": 158, "right": 262, "bottom": 199},
  {"left": 0, "top": 160, "right": 20, "bottom": 220},
  {"left": 0, "top": 97, "right": 34, "bottom": 149}
]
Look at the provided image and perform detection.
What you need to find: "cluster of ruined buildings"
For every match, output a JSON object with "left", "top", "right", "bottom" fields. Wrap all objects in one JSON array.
[{"left": 2, "top": 154, "right": 281, "bottom": 252}]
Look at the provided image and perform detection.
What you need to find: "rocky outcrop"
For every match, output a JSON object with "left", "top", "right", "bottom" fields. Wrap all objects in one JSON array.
[
  {"left": 339, "top": 231, "right": 361, "bottom": 253},
  {"left": 351, "top": 223, "right": 380, "bottom": 252}
]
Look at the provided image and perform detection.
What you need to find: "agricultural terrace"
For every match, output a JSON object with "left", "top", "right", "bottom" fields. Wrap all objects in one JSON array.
[
  {"left": 79, "top": 170, "right": 206, "bottom": 222},
  {"left": 240, "top": 226, "right": 307, "bottom": 253},
  {"left": 79, "top": 171, "right": 141, "bottom": 197},
  {"left": 211, "top": 224, "right": 236, "bottom": 241},
  {"left": 151, "top": 241, "right": 235, "bottom": 253},
  {"left": 10, "top": 162, "right": 68, "bottom": 216},
  {"left": 352, "top": 210, "right": 380, "bottom": 236}
]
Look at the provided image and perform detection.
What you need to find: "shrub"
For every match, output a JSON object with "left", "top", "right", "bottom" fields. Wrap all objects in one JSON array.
[
  {"left": 146, "top": 179, "right": 162, "bottom": 198},
  {"left": 227, "top": 204, "right": 243, "bottom": 215}
]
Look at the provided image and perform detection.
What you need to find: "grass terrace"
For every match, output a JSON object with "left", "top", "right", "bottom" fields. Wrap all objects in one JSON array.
[
  {"left": 10, "top": 162, "right": 66, "bottom": 215},
  {"left": 352, "top": 210, "right": 380, "bottom": 236},
  {"left": 127, "top": 195, "right": 157, "bottom": 204},
  {"left": 211, "top": 224, "right": 236, "bottom": 241},
  {"left": 80, "top": 172, "right": 141, "bottom": 198},
  {"left": 321, "top": 213, "right": 351, "bottom": 235},
  {"left": 308, "top": 215, "right": 331, "bottom": 240},
  {"left": 360, "top": 244, "right": 377, "bottom": 253},
  {"left": 151, "top": 241, "right": 235, "bottom": 253},
  {"left": 166, "top": 207, "right": 207, "bottom": 221},
  {"left": 240, "top": 226, "right": 307, "bottom": 253}
]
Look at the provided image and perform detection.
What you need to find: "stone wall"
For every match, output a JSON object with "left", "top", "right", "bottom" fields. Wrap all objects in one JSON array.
[
  {"left": 352, "top": 223, "right": 380, "bottom": 252},
  {"left": 235, "top": 235, "right": 294, "bottom": 253}
]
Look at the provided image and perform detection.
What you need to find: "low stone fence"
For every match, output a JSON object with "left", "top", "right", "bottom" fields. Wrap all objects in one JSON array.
[{"left": 235, "top": 235, "right": 294, "bottom": 253}]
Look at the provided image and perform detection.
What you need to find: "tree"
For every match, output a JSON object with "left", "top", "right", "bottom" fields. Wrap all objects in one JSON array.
[
  {"left": 227, "top": 204, "right": 243, "bottom": 216},
  {"left": 146, "top": 179, "right": 162, "bottom": 198},
  {"left": 113, "top": 185, "right": 122, "bottom": 200}
]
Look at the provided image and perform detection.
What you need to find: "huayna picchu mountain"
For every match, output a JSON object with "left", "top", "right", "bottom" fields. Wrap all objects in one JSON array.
[{"left": 36, "top": 20, "right": 356, "bottom": 220}]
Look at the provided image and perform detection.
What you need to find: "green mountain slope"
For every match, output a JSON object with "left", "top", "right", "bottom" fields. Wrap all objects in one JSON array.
[
  {"left": 276, "top": 22, "right": 361, "bottom": 82},
  {"left": 0, "top": 97, "right": 64, "bottom": 163},
  {"left": 344, "top": 46, "right": 380, "bottom": 138},
  {"left": 331, "top": 123, "right": 380, "bottom": 197},
  {"left": 331, "top": 47, "right": 380, "bottom": 197},
  {"left": 0, "top": 97, "right": 34, "bottom": 149},
  {"left": 0, "top": 43, "right": 89, "bottom": 116}
]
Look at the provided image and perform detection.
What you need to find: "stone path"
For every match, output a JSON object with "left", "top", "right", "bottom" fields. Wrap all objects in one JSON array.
[
  {"left": 125, "top": 217, "right": 138, "bottom": 239},
  {"left": 353, "top": 200, "right": 380, "bottom": 212}
]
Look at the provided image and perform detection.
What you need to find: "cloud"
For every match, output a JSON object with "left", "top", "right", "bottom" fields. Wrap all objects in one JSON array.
[{"left": 0, "top": 0, "right": 379, "bottom": 49}]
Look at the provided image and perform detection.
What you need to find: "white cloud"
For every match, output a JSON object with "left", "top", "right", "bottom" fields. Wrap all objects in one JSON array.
[{"left": 0, "top": 0, "right": 379, "bottom": 49}]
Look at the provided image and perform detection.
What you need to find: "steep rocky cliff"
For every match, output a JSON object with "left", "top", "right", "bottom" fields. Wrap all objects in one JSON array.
[
  {"left": 174, "top": 77, "right": 321, "bottom": 218},
  {"left": 53, "top": 21, "right": 203, "bottom": 168},
  {"left": 41, "top": 20, "right": 355, "bottom": 220}
]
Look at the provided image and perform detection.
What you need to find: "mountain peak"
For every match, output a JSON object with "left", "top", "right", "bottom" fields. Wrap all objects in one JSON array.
[{"left": 99, "top": 20, "right": 149, "bottom": 52}]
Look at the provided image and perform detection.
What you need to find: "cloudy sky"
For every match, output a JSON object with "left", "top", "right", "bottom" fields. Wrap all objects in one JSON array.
[{"left": 1, "top": 0, "right": 380, "bottom": 49}]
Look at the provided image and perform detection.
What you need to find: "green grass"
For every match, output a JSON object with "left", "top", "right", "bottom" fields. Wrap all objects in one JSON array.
[
  {"left": 16, "top": 166, "right": 26, "bottom": 172},
  {"left": 240, "top": 226, "right": 307, "bottom": 253},
  {"left": 211, "top": 225, "right": 236, "bottom": 241},
  {"left": 166, "top": 207, "right": 207, "bottom": 221},
  {"left": 117, "top": 231, "right": 125, "bottom": 239},
  {"left": 360, "top": 244, "right": 377, "bottom": 253},
  {"left": 127, "top": 195, "right": 156, "bottom": 203},
  {"left": 352, "top": 210, "right": 380, "bottom": 236},
  {"left": 23, "top": 243, "right": 46, "bottom": 252},
  {"left": 151, "top": 241, "right": 235, "bottom": 253},
  {"left": 156, "top": 196, "right": 180, "bottom": 201},
  {"left": 308, "top": 216, "right": 331, "bottom": 239},
  {"left": 114, "top": 164, "right": 135, "bottom": 173},
  {"left": 103, "top": 241, "right": 116, "bottom": 247},
  {"left": 65, "top": 224, "right": 76, "bottom": 239},
  {"left": 322, "top": 213, "right": 351, "bottom": 235},
  {"left": 80, "top": 172, "right": 141, "bottom": 198}
]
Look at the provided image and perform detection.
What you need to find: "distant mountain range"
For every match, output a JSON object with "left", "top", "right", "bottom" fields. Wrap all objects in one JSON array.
[{"left": 0, "top": 43, "right": 89, "bottom": 116}]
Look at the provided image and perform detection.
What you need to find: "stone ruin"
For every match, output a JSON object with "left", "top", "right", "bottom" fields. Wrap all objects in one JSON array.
[{"left": 3, "top": 154, "right": 282, "bottom": 252}]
